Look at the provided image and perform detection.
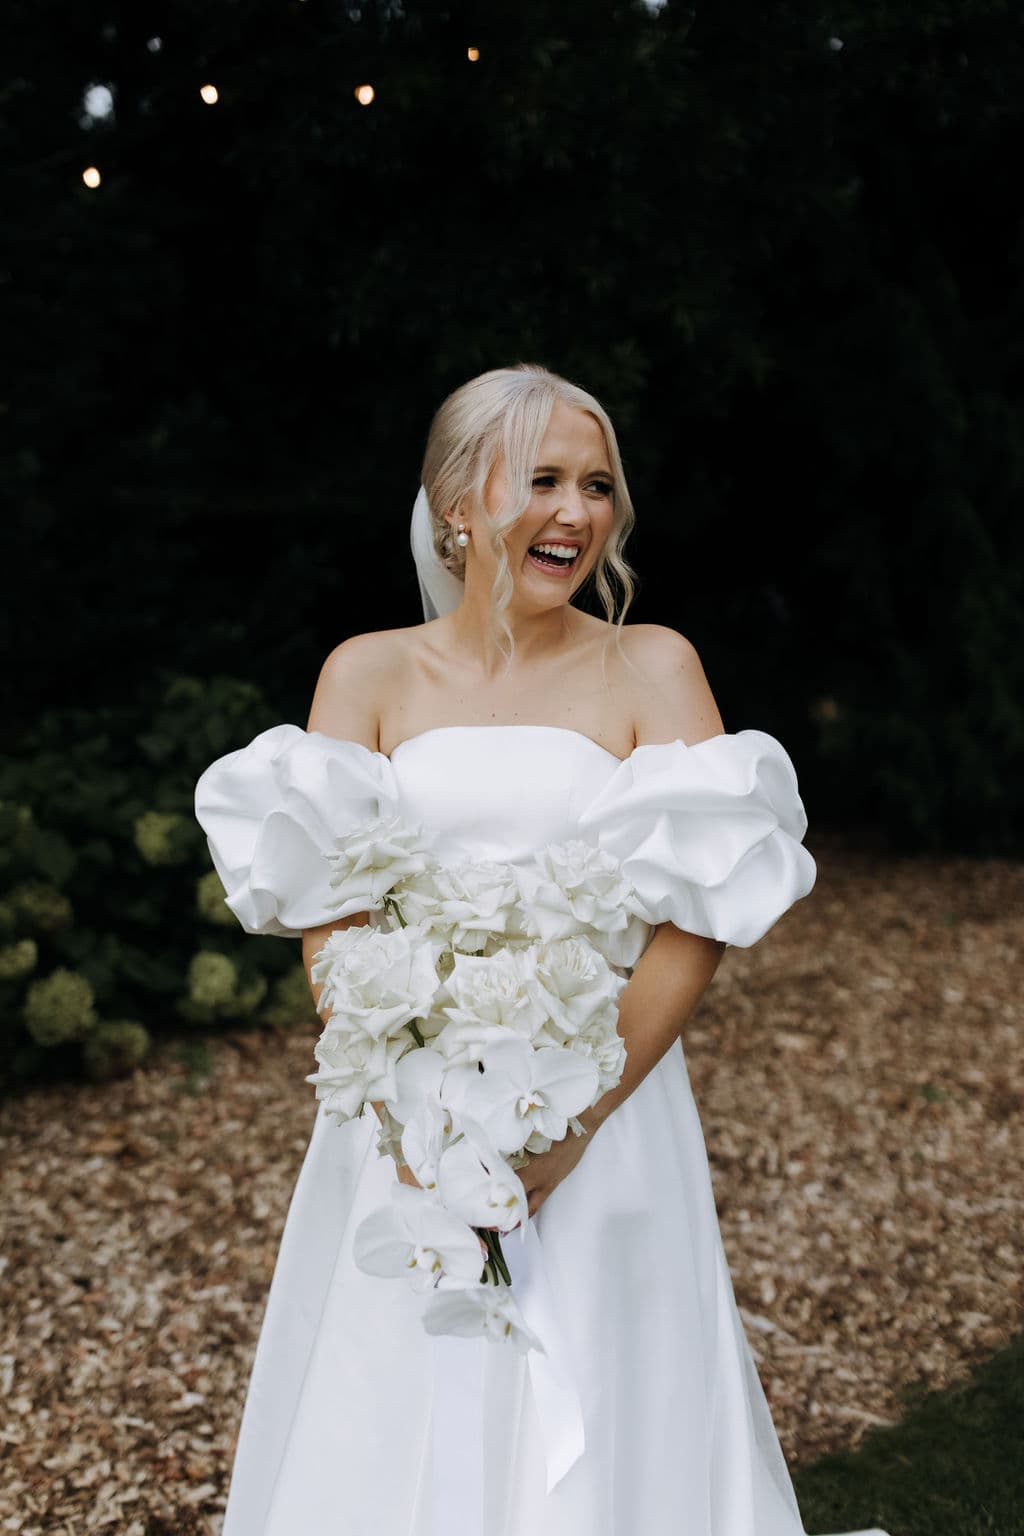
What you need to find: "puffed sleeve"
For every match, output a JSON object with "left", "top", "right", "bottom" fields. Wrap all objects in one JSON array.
[
  {"left": 576, "top": 729, "right": 816, "bottom": 947},
  {"left": 193, "top": 723, "right": 399, "bottom": 937}
]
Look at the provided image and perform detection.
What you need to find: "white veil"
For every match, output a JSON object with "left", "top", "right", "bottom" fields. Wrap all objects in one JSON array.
[{"left": 409, "top": 483, "right": 465, "bottom": 623}]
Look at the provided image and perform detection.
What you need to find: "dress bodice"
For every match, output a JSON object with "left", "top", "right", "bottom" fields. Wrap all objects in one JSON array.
[
  {"left": 194, "top": 721, "right": 817, "bottom": 952},
  {"left": 387, "top": 725, "right": 624, "bottom": 867}
]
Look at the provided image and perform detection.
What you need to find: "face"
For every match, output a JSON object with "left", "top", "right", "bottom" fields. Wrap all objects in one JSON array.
[{"left": 451, "top": 401, "right": 616, "bottom": 605}]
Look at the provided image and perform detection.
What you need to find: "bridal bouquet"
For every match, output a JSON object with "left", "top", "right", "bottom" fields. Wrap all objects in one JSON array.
[{"left": 306, "top": 813, "right": 644, "bottom": 1351}]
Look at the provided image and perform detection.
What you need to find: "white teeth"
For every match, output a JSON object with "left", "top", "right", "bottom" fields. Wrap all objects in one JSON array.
[{"left": 530, "top": 543, "right": 580, "bottom": 560}]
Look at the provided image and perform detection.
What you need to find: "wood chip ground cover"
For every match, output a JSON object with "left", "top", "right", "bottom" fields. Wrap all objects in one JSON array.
[{"left": 1, "top": 836, "right": 1020, "bottom": 1534}]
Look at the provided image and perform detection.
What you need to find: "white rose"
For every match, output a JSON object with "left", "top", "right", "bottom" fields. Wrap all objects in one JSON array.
[
  {"left": 433, "top": 948, "right": 549, "bottom": 1061},
  {"left": 311, "top": 923, "right": 442, "bottom": 1041},
  {"left": 525, "top": 935, "right": 628, "bottom": 1047},
  {"left": 306, "top": 1025, "right": 410, "bottom": 1124},
  {"left": 324, "top": 815, "right": 439, "bottom": 911},
  {"left": 515, "top": 839, "right": 647, "bottom": 964},
  {"left": 569, "top": 1006, "right": 628, "bottom": 1094},
  {"left": 397, "top": 859, "right": 523, "bottom": 952}
]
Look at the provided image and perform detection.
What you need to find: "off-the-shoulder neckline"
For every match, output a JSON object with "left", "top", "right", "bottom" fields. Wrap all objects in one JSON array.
[
  {"left": 306, "top": 722, "right": 740, "bottom": 765},
  {"left": 390, "top": 723, "right": 627, "bottom": 762}
]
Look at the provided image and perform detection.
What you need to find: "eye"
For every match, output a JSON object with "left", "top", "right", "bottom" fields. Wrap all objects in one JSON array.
[
  {"left": 589, "top": 479, "right": 614, "bottom": 497},
  {"left": 532, "top": 475, "right": 556, "bottom": 488}
]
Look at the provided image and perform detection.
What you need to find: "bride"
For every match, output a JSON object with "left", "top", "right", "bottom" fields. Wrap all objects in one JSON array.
[{"left": 195, "top": 362, "right": 890, "bottom": 1536}]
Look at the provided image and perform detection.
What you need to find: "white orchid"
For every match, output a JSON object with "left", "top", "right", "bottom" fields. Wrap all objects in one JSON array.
[
  {"left": 352, "top": 1183, "right": 485, "bottom": 1293},
  {"left": 324, "top": 814, "right": 438, "bottom": 911},
  {"left": 453, "top": 1031, "right": 600, "bottom": 1155},
  {"left": 421, "top": 1282, "right": 545, "bottom": 1352},
  {"left": 310, "top": 923, "right": 442, "bottom": 1042},
  {"left": 400, "top": 1097, "right": 455, "bottom": 1193},
  {"left": 436, "top": 1115, "right": 529, "bottom": 1235},
  {"left": 389, "top": 1041, "right": 448, "bottom": 1124}
]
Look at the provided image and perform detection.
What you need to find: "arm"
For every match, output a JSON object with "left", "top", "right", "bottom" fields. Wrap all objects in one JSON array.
[
  {"left": 517, "top": 625, "right": 728, "bottom": 1217},
  {"left": 584, "top": 623, "right": 727, "bottom": 1129},
  {"left": 301, "top": 631, "right": 395, "bottom": 1127},
  {"left": 578, "top": 923, "right": 724, "bottom": 1138}
]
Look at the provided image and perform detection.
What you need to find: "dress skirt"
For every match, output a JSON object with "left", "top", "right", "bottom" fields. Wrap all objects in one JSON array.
[{"left": 216, "top": 1033, "right": 875, "bottom": 1536}]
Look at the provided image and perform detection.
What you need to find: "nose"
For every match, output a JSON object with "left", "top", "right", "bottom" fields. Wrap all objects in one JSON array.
[{"left": 554, "top": 489, "right": 588, "bottom": 527}]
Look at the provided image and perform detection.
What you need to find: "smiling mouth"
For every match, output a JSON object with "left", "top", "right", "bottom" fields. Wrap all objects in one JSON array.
[{"left": 526, "top": 545, "right": 580, "bottom": 571}]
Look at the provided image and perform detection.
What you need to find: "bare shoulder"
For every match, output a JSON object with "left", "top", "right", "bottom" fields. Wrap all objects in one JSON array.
[
  {"left": 617, "top": 623, "right": 725, "bottom": 747},
  {"left": 306, "top": 626, "right": 415, "bottom": 750}
]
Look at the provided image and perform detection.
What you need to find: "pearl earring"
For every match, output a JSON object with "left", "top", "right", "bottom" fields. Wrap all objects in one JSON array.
[{"left": 455, "top": 522, "right": 469, "bottom": 548}]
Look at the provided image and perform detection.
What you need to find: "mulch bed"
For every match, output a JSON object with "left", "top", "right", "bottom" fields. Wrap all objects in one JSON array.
[{"left": 1, "top": 835, "right": 1021, "bottom": 1534}]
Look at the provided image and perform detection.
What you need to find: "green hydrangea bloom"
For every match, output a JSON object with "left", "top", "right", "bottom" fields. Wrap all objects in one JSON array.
[
  {"left": 23, "top": 967, "right": 98, "bottom": 1047},
  {"left": 134, "top": 810, "right": 190, "bottom": 866},
  {"left": 8, "top": 881, "right": 73, "bottom": 935},
  {"left": 180, "top": 951, "right": 267, "bottom": 1024},
  {"left": 188, "top": 950, "right": 238, "bottom": 1008},
  {"left": 196, "top": 869, "right": 237, "bottom": 927},
  {"left": 82, "top": 1021, "right": 151, "bottom": 1080},
  {"left": 0, "top": 938, "right": 38, "bottom": 981}
]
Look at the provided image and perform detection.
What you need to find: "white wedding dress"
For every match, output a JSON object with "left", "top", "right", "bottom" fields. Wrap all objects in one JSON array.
[{"left": 194, "top": 720, "right": 890, "bottom": 1536}]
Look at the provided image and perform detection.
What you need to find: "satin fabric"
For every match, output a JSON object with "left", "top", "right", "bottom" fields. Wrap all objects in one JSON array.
[{"left": 193, "top": 723, "right": 888, "bottom": 1536}]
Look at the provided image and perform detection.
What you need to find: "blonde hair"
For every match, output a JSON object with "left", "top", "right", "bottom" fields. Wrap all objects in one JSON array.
[{"left": 419, "top": 362, "right": 640, "bottom": 673}]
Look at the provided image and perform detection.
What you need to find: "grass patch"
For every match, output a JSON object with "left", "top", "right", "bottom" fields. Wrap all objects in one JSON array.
[{"left": 795, "top": 1334, "right": 1024, "bottom": 1535}]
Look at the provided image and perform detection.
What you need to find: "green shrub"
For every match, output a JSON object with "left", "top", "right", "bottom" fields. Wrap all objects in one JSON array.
[
  {"left": 0, "top": 673, "right": 303, "bottom": 1091},
  {"left": 82, "top": 1021, "right": 151, "bottom": 1081}
]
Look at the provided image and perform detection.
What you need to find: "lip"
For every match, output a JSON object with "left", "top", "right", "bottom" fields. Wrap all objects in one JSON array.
[{"left": 526, "top": 544, "right": 582, "bottom": 578}]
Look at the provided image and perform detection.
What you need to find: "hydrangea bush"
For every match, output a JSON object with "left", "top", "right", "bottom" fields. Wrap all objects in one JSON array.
[{"left": 0, "top": 672, "right": 321, "bottom": 1091}]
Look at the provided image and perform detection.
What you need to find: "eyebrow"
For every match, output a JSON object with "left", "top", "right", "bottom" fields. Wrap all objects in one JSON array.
[{"left": 534, "top": 464, "right": 614, "bottom": 478}]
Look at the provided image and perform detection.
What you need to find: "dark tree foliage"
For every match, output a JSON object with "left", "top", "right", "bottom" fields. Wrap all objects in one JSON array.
[{"left": 3, "top": 0, "right": 1022, "bottom": 851}]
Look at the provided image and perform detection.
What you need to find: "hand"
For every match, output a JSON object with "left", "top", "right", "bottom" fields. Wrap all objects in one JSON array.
[{"left": 512, "top": 1125, "right": 591, "bottom": 1223}]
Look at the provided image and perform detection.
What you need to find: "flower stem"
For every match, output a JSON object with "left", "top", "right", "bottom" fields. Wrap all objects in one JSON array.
[{"left": 477, "top": 1226, "right": 511, "bottom": 1287}]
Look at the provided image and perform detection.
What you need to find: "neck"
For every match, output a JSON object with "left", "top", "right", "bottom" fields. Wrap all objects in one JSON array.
[{"left": 445, "top": 570, "right": 580, "bottom": 678}]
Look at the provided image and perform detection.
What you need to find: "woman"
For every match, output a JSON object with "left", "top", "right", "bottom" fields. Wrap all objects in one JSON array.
[{"left": 195, "top": 363, "right": 889, "bottom": 1536}]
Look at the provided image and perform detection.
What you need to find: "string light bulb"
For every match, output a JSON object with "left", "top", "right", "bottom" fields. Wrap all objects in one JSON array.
[
  {"left": 200, "top": 83, "right": 219, "bottom": 105},
  {"left": 354, "top": 84, "right": 375, "bottom": 105},
  {"left": 82, "top": 166, "right": 101, "bottom": 188},
  {"left": 467, "top": 46, "right": 480, "bottom": 61}
]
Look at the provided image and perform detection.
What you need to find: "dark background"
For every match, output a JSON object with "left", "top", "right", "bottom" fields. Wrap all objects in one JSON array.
[{"left": 6, "top": 0, "right": 1023, "bottom": 852}]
